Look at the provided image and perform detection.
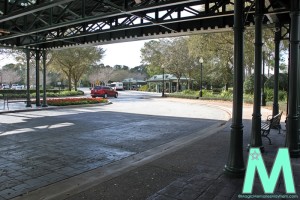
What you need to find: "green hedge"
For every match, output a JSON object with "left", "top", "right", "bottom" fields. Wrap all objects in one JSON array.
[
  {"left": 265, "top": 73, "right": 288, "bottom": 91},
  {"left": 265, "top": 88, "right": 287, "bottom": 102},
  {"left": 165, "top": 89, "right": 256, "bottom": 103},
  {"left": 220, "top": 90, "right": 233, "bottom": 98},
  {"left": 244, "top": 74, "right": 267, "bottom": 94},
  {"left": 46, "top": 90, "right": 84, "bottom": 97},
  {"left": 165, "top": 93, "right": 199, "bottom": 99},
  {"left": 199, "top": 97, "right": 232, "bottom": 101},
  {"left": 0, "top": 90, "right": 84, "bottom": 99},
  {"left": 0, "top": 90, "right": 28, "bottom": 94},
  {"left": 165, "top": 94, "right": 256, "bottom": 104},
  {"left": 170, "top": 89, "right": 215, "bottom": 97},
  {"left": 164, "top": 88, "right": 288, "bottom": 106},
  {"left": 0, "top": 89, "right": 62, "bottom": 94},
  {"left": 138, "top": 85, "right": 149, "bottom": 91}
]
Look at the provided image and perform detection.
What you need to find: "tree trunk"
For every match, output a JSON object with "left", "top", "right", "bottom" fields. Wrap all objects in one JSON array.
[
  {"left": 188, "top": 71, "right": 192, "bottom": 90},
  {"left": 176, "top": 78, "right": 180, "bottom": 92},
  {"left": 68, "top": 75, "right": 72, "bottom": 91},
  {"left": 248, "top": 67, "right": 252, "bottom": 76},
  {"left": 74, "top": 80, "right": 78, "bottom": 91},
  {"left": 225, "top": 83, "right": 229, "bottom": 91}
]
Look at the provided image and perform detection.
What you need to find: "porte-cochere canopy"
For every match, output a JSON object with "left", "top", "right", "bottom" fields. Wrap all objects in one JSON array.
[{"left": 0, "top": 0, "right": 291, "bottom": 49}]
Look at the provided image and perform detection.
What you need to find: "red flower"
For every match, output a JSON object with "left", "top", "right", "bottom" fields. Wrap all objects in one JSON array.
[{"left": 32, "top": 97, "right": 108, "bottom": 106}]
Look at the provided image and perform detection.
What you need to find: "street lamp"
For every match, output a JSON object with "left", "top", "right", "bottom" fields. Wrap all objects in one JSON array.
[
  {"left": 262, "top": 46, "right": 266, "bottom": 106},
  {"left": 199, "top": 57, "right": 204, "bottom": 97},
  {"left": 161, "top": 64, "right": 165, "bottom": 97}
]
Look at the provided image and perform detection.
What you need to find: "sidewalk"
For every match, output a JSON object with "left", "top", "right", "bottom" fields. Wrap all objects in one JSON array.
[
  {"left": 2, "top": 99, "right": 299, "bottom": 200},
  {"left": 0, "top": 101, "right": 38, "bottom": 113},
  {"left": 0, "top": 100, "right": 60, "bottom": 114}
]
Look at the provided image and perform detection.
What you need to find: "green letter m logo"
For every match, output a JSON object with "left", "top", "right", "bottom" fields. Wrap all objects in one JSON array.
[{"left": 242, "top": 148, "right": 296, "bottom": 194}]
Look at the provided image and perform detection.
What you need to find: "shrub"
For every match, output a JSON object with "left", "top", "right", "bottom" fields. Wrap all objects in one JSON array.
[
  {"left": 265, "top": 88, "right": 273, "bottom": 102},
  {"left": 138, "top": 85, "right": 149, "bottom": 91},
  {"left": 40, "top": 90, "right": 84, "bottom": 98},
  {"left": 59, "top": 90, "right": 84, "bottom": 96},
  {"left": 2, "top": 93, "right": 27, "bottom": 98},
  {"left": 220, "top": 90, "right": 233, "bottom": 98},
  {"left": 200, "top": 97, "right": 232, "bottom": 101},
  {"left": 182, "top": 89, "right": 198, "bottom": 95},
  {"left": 202, "top": 89, "right": 214, "bottom": 97},
  {"left": 167, "top": 90, "right": 199, "bottom": 99},
  {"left": 0, "top": 90, "right": 84, "bottom": 99},
  {"left": 165, "top": 93, "right": 198, "bottom": 99},
  {"left": 265, "top": 73, "right": 288, "bottom": 91},
  {"left": 212, "top": 88, "right": 223, "bottom": 94},
  {"left": 265, "top": 88, "right": 287, "bottom": 102},
  {"left": 167, "top": 89, "right": 215, "bottom": 98},
  {"left": 244, "top": 74, "right": 267, "bottom": 94},
  {"left": 46, "top": 92, "right": 58, "bottom": 97},
  {"left": 244, "top": 94, "right": 254, "bottom": 102},
  {"left": 0, "top": 89, "right": 61, "bottom": 95},
  {"left": 278, "top": 90, "right": 287, "bottom": 101}
]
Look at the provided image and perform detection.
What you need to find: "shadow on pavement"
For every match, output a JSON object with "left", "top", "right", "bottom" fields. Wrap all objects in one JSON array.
[
  {"left": 0, "top": 109, "right": 226, "bottom": 199},
  {"left": 64, "top": 119, "right": 300, "bottom": 200}
]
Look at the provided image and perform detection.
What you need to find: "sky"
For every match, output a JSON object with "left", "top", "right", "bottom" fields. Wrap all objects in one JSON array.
[
  {"left": 100, "top": 40, "right": 147, "bottom": 68},
  {"left": 0, "top": 40, "right": 147, "bottom": 68},
  {"left": 0, "top": 54, "right": 16, "bottom": 66}
]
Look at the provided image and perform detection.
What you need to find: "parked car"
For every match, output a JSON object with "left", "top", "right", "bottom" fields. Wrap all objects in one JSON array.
[
  {"left": 1, "top": 84, "right": 10, "bottom": 89},
  {"left": 110, "top": 82, "right": 124, "bottom": 91},
  {"left": 91, "top": 86, "right": 118, "bottom": 98},
  {"left": 11, "top": 84, "right": 19, "bottom": 89},
  {"left": 15, "top": 85, "right": 24, "bottom": 90}
]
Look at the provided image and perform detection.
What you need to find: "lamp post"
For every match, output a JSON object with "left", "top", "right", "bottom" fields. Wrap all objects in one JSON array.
[
  {"left": 161, "top": 64, "right": 165, "bottom": 97},
  {"left": 199, "top": 57, "right": 204, "bottom": 97},
  {"left": 261, "top": 46, "right": 266, "bottom": 106}
]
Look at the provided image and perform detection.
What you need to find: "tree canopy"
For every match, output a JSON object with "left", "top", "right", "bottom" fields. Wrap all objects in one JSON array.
[
  {"left": 49, "top": 47, "right": 105, "bottom": 91},
  {"left": 140, "top": 28, "right": 288, "bottom": 91}
]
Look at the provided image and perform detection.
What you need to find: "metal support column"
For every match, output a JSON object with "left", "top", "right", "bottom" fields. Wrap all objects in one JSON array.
[
  {"left": 250, "top": 0, "right": 264, "bottom": 152},
  {"left": 162, "top": 70, "right": 165, "bottom": 97},
  {"left": 296, "top": 5, "right": 300, "bottom": 149},
  {"left": 42, "top": 50, "right": 48, "bottom": 107},
  {"left": 35, "top": 50, "right": 41, "bottom": 107},
  {"left": 224, "top": 0, "right": 245, "bottom": 176},
  {"left": 287, "top": 0, "right": 300, "bottom": 158},
  {"left": 261, "top": 51, "right": 266, "bottom": 106},
  {"left": 199, "top": 62, "right": 203, "bottom": 97},
  {"left": 26, "top": 49, "right": 32, "bottom": 107},
  {"left": 273, "top": 24, "right": 281, "bottom": 117}
]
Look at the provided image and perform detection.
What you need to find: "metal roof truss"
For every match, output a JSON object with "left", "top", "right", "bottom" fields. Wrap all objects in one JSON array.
[{"left": 0, "top": 0, "right": 290, "bottom": 49}]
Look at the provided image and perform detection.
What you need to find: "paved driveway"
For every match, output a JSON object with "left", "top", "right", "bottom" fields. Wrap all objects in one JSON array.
[{"left": 0, "top": 91, "right": 229, "bottom": 199}]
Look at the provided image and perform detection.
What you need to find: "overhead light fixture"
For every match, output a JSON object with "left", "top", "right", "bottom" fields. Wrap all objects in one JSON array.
[{"left": 135, "top": 0, "right": 142, "bottom": 4}]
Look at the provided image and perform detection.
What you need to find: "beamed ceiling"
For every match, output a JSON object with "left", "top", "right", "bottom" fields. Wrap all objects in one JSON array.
[{"left": 0, "top": 0, "right": 290, "bottom": 50}]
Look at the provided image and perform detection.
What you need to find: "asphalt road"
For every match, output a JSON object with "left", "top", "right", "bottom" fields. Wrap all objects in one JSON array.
[{"left": 0, "top": 91, "right": 229, "bottom": 200}]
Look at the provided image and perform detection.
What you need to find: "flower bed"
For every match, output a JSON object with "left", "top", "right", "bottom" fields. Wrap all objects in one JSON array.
[{"left": 32, "top": 97, "right": 108, "bottom": 106}]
